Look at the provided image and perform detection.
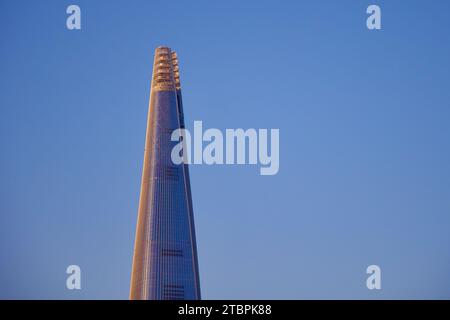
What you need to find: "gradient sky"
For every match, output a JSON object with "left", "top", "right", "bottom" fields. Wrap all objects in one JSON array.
[{"left": 1, "top": 0, "right": 450, "bottom": 299}]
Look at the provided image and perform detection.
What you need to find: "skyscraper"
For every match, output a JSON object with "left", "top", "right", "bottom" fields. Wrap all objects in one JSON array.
[{"left": 130, "top": 47, "right": 201, "bottom": 300}]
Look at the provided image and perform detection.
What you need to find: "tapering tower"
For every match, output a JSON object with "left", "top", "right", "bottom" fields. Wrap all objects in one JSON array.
[{"left": 130, "top": 47, "right": 201, "bottom": 300}]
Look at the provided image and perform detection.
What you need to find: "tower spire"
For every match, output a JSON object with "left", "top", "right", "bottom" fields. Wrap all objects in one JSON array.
[{"left": 130, "top": 47, "right": 201, "bottom": 300}]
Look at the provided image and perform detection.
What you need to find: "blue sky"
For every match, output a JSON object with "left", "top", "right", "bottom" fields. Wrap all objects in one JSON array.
[{"left": 1, "top": 0, "right": 450, "bottom": 299}]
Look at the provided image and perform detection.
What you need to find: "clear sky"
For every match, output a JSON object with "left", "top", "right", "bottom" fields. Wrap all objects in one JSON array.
[{"left": 1, "top": 0, "right": 450, "bottom": 299}]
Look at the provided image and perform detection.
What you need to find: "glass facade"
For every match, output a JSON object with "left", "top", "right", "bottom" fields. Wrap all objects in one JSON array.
[{"left": 130, "top": 47, "right": 201, "bottom": 300}]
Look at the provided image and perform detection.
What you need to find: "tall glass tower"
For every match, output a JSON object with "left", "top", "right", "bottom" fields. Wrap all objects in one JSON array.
[{"left": 130, "top": 47, "right": 201, "bottom": 300}]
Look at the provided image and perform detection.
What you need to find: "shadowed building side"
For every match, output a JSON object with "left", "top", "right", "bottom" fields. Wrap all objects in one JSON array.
[{"left": 130, "top": 47, "right": 201, "bottom": 300}]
